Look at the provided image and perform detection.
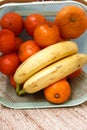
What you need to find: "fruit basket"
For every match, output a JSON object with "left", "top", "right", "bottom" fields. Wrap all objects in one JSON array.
[{"left": 0, "top": 1, "right": 87, "bottom": 109}]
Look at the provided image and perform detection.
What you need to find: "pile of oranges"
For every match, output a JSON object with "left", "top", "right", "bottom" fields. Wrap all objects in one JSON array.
[{"left": 0, "top": 5, "right": 87, "bottom": 104}]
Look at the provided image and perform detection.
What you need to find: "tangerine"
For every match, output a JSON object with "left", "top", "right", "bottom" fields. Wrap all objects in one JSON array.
[
  {"left": 25, "top": 13, "right": 46, "bottom": 37},
  {"left": 44, "top": 78, "right": 71, "bottom": 104},
  {"left": 55, "top": 5, "right": 87, "bottom": 39},
  {"left": 0, "top": 52, "right": 20, "bottom": 75},
  {"left": 18, "top": 40, "right": 41, "bottom": 62},
  {"left": 0, "top": 29, "right": 16, "bottom": 54},
  {"left": 34, "top": 22, "right": 63, "bottom": 48},
  {"left": 1, "top": 12, "right": 24, "bottom": 35}
]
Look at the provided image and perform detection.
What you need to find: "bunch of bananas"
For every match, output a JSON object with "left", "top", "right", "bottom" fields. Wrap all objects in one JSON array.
[{"left": 14, "top": 41, "right": 87, "bottom": 94}]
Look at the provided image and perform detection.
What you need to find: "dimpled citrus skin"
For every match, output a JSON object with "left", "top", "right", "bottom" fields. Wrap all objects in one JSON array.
[
  {"left": 1, "top": 12, "right": 24, "bottom": 35},
  {"left": 55, "top": 5, "right": 87, "bottom": 39}
]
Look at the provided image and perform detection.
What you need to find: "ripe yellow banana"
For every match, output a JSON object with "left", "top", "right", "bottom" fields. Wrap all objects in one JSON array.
[
  {"left": 23, "top": 53, "right": 87, "bottom": 93},
  {"left": 14, "top": 41, "right": 78, "bottom": 84}
]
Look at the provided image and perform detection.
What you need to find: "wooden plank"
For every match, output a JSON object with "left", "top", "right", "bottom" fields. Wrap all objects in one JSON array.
[{"left": 0, "top": 103, "right": 87, "bottom": 130}]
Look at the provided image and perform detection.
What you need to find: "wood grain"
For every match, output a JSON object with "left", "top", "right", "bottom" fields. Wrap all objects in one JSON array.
[
  {"left": 75, "top": 0, "right": 87, "bottom": 5},
  {"left": 0, "top": 102, "right": 87, "bottom": 130},
  {"left": 0, "top": 0, "right": 87, "bottom": 6},
  {"left": 0, "top": 0, "right": 39, "bottom": 6}
]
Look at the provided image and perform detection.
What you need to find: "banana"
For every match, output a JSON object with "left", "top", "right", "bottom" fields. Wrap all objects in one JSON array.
[
  {"left": 23, "top": 53, "right": 87, "bottom": 93},
  {"left": 14, "top": 41, "right": 78, "bottom": 84}
]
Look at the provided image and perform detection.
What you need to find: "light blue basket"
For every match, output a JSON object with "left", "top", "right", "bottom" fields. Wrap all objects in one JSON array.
[{"left": 0, "top": 1, "right": 87, "bottom": 109}]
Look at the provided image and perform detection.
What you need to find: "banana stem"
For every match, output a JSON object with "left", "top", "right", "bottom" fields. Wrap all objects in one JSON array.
[
  {"left": 16, "top": 84, "right": 26, "bottom": 96},
  {"left": 16, "top": 84, "right": 21, "bottom": 93},
  {"left": 18, "top": 89, "right": 26, "bottom": 96}
]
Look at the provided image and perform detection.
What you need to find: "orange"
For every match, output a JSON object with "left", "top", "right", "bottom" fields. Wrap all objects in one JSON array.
[
  {"left": 44, "top": 78, "right": 71, "bottom": 104},
  {"left": 15, "top": 37, "right": 23, "bottom": 52},
  {"left": 0, "top": 52, "right": 20, "bottom": 75},
  {"left": 10, "top": 74, "right": 16, "bottom": 89},
  {"left": 55, "top": 5, "right": 87, "bottom": 39},
  {"left": 25, "top": 13, "right": 46, "bottom": 37},
  {"left": 34, "top": 22, "right": 63, "bottom": 48},
  {"left": 18, "top": 40, "right": 41, "bottom": 62},
  {"left": 1, "top": 12, "right": 24, "bottom": 35},
  {"left": 0, "top": 29, "right": 16, "bottom": 54}
]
